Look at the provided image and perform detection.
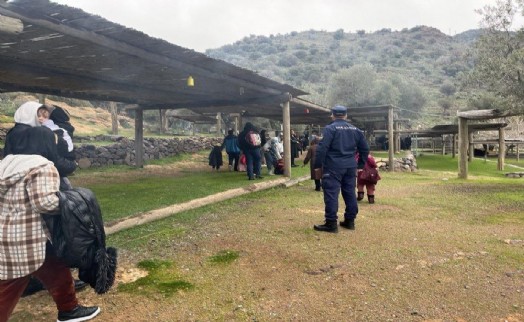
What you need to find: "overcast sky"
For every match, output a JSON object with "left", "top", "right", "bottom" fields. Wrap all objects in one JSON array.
[{"left": 51, "top": 0, "right": 500, "bottom": 52}]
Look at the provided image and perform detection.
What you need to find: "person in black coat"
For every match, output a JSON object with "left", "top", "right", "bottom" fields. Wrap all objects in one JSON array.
[
  {"left": 4, "top": 101, "right": 77, "bottom": 189},
  {"left": 237, "top": 122, "right": 262, "bottom": 180},
  {"left": 208, "top": 145, "right": 223, "bottom": 171}
]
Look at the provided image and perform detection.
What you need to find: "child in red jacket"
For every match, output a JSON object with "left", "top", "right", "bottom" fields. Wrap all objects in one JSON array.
[{"left": 356, "top": 153, "right": 381, "bottom": 204}]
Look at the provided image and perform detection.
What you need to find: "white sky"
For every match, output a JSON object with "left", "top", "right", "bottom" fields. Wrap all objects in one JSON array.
[{"left": 50, "top": 0, "right": 501, "bottom": 52}]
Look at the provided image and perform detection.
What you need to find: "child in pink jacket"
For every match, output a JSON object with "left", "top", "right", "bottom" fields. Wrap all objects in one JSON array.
[{"left": 356, "top": 153, "right": 381, "bottom": 204}]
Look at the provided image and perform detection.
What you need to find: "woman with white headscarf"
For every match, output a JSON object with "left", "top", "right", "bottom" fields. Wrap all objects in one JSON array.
[{"left": 4, "top": 101, "right": 77, "bottom": 181}]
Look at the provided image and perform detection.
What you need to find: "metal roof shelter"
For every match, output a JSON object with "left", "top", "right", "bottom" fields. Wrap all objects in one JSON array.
[{"left": 0, "top": 0, "right": 330, "bottom": 174}]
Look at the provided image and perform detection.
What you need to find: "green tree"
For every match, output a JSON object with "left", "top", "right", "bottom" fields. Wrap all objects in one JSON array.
[
  {"left": 439, "top": 81, "right": 457, "bottom": 96},
  {"left": 326, "top": 64, "right": 377, "bottom": 106},
  {"left": 372, "top": 80, "right": 400, "bottom": 105},
  {"left": 465, "top": 0, "right": 524, "bottom": 112}
]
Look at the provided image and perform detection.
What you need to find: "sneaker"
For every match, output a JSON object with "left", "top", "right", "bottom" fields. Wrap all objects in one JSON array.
[
  {"left": 57, "top": 305, "right": 100, "bottom": 322},
  {"left": 339, "top": 220, "right": 355, "bottom": 230},
  {"left": 228, "top": 165, "right": 233, "bottom": 171},
  {"left": 74, "top": 280, "right": 88, "bottom": 292},
  {"left": 256, "top": 175, "right": 264, "bottom": 179}
]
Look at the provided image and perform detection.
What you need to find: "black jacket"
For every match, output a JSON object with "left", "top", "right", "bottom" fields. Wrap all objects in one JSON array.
[
  {"left": 237, "top": 122, "right": 260, "bottom": 151},
  {"left": 4, "top": 124, "right": 76, "bottom": 177},
  {"left": 44, "top": 187, "right": 117, "bottom": 294}
]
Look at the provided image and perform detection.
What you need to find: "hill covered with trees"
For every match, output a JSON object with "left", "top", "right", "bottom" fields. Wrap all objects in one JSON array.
[{"left": 206, "top": 26, "right": 484, "bottom": 127}]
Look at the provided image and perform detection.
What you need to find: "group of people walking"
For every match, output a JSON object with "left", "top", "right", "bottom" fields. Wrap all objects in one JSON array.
[
  {"left": 219, "top": 123, "right": 285, "bottom": 180},
  {"left": 1, "top": 102, "right": 380, "bottom": 320}
]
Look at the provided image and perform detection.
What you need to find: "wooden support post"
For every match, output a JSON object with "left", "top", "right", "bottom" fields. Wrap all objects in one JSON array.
[
  {"left": 110, "top": 101, "right": 118, "bottom": 135},
  {"left": 432, "top": 138, "right": 435, "bottom": 154},
  {"left": 38, "top": 94, "right": 46, "bottom": 104},
  {"left": 134, "top": 108, "right": 144, "bottom": 168},
  {"left": 452, "top": 134, "right": 456, "bottom": 158},
  {"left": 442, "top": 136, "right": 446, "bottom": 155},
  {"left": 159, "top": 109, "right": 167, "bottom": 135},
  {"left": 458, "top": 117, "right": 468, "bottom": 179},
  {"left": 216, "top": 112, "right": 222, "bottom": 137},
  {"left": 388, "top": 106, "right": 394, "bottom": 172},
  {"left": 517, "top": 144, "right": 520, "bottom": 162},
  {"left": 234, "top": 115, "right": 239, "bottom": 134},
  {"left": 393, "top": 121, "right": 399, "bottom": 153},
  {"left": 498, "top": 127, "right": 505, "bottom": 171},
  {"left": 468, "top": 132, "right": 473, "bottom": 162},
  {"left": 282, "top": 96, "right": 292, "bottom": 177}
]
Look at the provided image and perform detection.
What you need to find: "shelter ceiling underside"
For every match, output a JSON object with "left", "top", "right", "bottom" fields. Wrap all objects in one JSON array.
[{"left": 0, "top": 0, "right": 334, "bottom": 125}]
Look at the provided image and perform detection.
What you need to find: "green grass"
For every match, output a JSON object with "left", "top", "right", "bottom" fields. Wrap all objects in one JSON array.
[
  {"left": 73, "top": 151, "right": 309, "bottom": 222},
  {"left": 82, "top": 170, "right": 267, "bottom": 222},
  {"left": 416, "top": 153, "right": 508, "bottom": 177},
  {"left": 72, "top": 152, "right": 522, "bottom": 223},
  {"left": 118, "top": 259, "right": 193, "bottom": 296},
  {"left": 208, "top": 250, "right": 240, "bottom": 264}
]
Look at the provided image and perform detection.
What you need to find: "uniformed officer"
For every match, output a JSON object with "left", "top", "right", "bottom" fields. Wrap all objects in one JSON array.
[{"left": 313, "top": 105, "right": 369, "bottom": 233}]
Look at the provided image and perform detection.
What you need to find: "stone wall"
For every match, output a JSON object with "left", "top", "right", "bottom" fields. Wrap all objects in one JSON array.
[
  {"left": 375, "top": 152, "right": 417, "bottom": 172},
  {"left": 73, "top": 136, "right": 223, "bottom": 168}
]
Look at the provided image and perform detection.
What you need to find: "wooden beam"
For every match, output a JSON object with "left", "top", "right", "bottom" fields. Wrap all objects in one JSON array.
[
  {"left": 498, "top": 127, "right": 505, "bottom": 171},
  {"left": 0, "top": 5, "right": 284, "bottom": 97},
  {"left": 0, "top": 15, "right": 23, "bottom": 34},
  {"left": 458, "top": 117, "right": 468, "bottom": 179},
  {"left": 468, "top": 131, "right": 473, "bottom": 162},
  {"left": 282, "top": 98, "right": 291, "bottom": 177},
  {"left": 387, "top": 106, "right": 394, "bottom": 172},
  {"left": 451, "top": 134, "right": 457, "bottom": 159},
  {"left": 457, "top": 109, "right": 518, "bottom": 120},
  {"left": 110, "top": 101, "right": 118, "bottom": 135},
  {"left": 134, "top": 108, "right": 144, "bottom": 168}
]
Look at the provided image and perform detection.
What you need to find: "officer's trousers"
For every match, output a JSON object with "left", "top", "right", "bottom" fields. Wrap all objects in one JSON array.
[{"left": 322, "top": 167, "right": 358, "bottom": 222}]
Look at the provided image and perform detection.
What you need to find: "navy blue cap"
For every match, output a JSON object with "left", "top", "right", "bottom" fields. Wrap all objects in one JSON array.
[{"left": 331, "top": 105, "right": 347, "bottom": 116}]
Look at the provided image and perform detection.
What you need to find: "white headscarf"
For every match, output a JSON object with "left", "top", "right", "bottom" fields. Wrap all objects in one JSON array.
[{"left": 14, "top": 101, "right": 42, "bottom": 127}]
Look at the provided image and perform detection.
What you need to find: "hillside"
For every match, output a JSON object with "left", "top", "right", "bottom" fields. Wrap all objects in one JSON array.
[
  {"left": 0, "top": 94, "right": 135, "bottom": 137},
  {"left": 206, "top": 26, "right": 484, "bottom": 127}
]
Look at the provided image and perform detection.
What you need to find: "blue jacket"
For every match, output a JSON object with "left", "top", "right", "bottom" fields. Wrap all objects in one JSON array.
[
  {"left": 314, "top": 119, "right": 369, "bottom": 170},
  {"left": 222, "top": 134, "right": 240, "bottom": 154}
]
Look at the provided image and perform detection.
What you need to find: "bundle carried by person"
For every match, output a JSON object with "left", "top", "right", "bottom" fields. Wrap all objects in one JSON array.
[{"left": 43, "top": 187, "right": 117, "bottom": 294}]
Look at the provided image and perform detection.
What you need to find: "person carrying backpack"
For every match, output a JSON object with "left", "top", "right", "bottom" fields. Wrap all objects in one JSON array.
[
  {"left": 237, "top": 122, "right": 262, "bottom": 180},
  {"left": 356, "top": 152, "right": 381, "bottom": 204},
  {"left": 221, "top": 129, "right": 240, "bottom": 171}
]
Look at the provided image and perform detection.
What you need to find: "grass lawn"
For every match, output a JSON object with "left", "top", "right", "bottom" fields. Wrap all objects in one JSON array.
[{"left": 12, "top": 151, "right": 524, "bottom": 321}]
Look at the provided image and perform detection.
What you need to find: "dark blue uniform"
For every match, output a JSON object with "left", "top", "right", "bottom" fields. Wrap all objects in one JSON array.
[{"left": 314, "top": 119, "right": 369, "bottom": 223}]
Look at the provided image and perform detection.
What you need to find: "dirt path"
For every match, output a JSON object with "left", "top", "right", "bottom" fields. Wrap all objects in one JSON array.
[{"left": 10, "top": 159, "right": 524, "bottom": 322}]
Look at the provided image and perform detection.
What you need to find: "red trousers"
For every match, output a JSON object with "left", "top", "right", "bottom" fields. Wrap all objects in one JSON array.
[
  {"left": 0, "top": 245, "right": 78, "bottom": 322},
  {"left": 357, "top": 182, "right": 376, "bottom": 195}
]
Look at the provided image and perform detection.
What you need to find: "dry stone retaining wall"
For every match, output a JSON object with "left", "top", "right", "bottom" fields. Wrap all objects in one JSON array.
[
  {"left": 375, "top": 152, "right": 417, "bottom": 172},
  {"left": 74, "top": 136, "right": 222, "bottom": 168}
]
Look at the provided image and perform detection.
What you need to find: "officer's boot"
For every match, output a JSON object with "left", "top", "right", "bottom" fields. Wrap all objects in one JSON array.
[
  {"left": 357, "top": 192, "right": 365, "bottom": 201},
  {"left": 368, "top": 195, "right": 375, "bottom": 204},
  {"left": 313, "top": 220, "right": 338, "bottom": 233},
  {"left": 339, "top": 219, "right": 355, "bottom": 230}
]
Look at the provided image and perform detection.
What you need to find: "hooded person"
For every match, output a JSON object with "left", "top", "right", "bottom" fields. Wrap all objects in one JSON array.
[
  {"left": 4, "top": 101, "right": 77, "bottom": 186},
  {"left": 0, "top": 131, "right": 101, "bottom": 322},
  {"left": 237, "top": 122, "right": 263, "bottom": 180}
]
